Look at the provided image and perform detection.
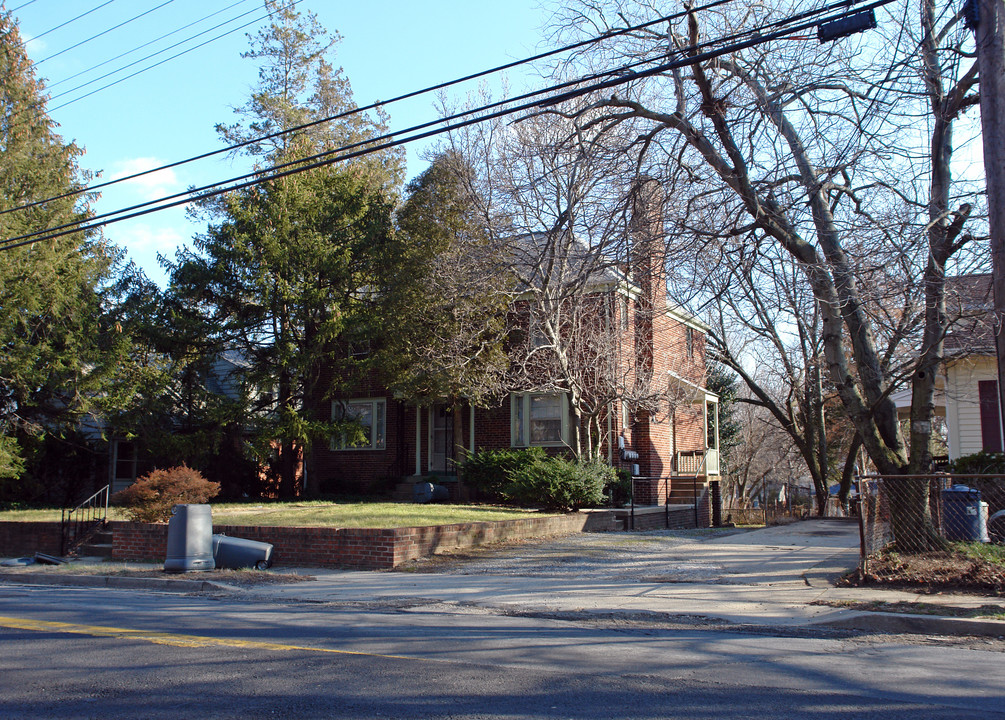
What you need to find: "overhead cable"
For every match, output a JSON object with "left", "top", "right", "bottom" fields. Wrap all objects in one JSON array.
[
  {"left": 36, "top": 0, "right": 178, "bottom": 66},
  {"left": 1, "top": 0, "right": 739, "bottom": 218},
  {"left": 46, "top": 1, "right": 292, "bottom": 110},
  {"left": 1, "top": 0, "right": 896, "bottom": 252},
  {"left": 25, "top": 0, "right": 118, "bottom": 44}
]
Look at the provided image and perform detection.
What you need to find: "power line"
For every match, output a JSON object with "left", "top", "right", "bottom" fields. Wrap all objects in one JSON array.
[
  {"left": 35, "top": 0, "right": 177, "bottom": 66},
  {"left": 1, "top": 0, "right": 893, "bottom": 253},
  {"left": 40, "top": 0, "right": 252, "bottom": 91},
  {"left": 1, "top": 0, "right": 881, "bottom": 250},
  {"left": 46, "top": 1, "right": 286, "bottom": 110},
  {"left": 2, "top": 1, "right": 261, "bottom": 135},
  {"left": 8, "top": 1, "right": 38, "bottom": 12},
  {"left": 2, "top": 0, "right": 738, "bottom": 218},
  {"left": 27, "top": 0, "right": 118, "bottom": 44}
]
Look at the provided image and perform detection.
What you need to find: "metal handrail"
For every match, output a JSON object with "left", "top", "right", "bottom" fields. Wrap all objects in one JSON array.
[
  {"left": 60, "top": 485, "right": 110, "bottom": 556},
  {"left": 687, "top": 452, "right": 711, "bottom": 526},
  {"left": 628, "top": 475, "right": 674, "bottom": 530}
]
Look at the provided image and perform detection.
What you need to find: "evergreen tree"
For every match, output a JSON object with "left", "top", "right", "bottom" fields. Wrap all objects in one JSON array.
[
  {"left": 168, "top": 1, "right": 403, "bottom": 497},
  {"left": 0, "top": 10, "right": 123, "bottom": 497},
  {"left": 393, "top": 150, "right": 511, "bottom": 405},
  {"left": 392, "top": 151, "right": 512, "bottom": 482}
]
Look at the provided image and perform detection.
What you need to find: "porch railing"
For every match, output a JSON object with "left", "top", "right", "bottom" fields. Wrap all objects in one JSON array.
[
  {"left": 60, "top": 485, "right": 110, "bottom": 556},
  {"left": 674, "top": 449, "right": 718, "bottom": 476}
]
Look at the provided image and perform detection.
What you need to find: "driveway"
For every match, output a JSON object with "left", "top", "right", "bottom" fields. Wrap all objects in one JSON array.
[{"left": 412, "top": 519, "right": 860, "bottom": 585}]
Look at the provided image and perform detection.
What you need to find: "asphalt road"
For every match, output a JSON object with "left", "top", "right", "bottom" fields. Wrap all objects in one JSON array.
[{"left": 1, "top": 583, "right": 1003, "bottom": 719}]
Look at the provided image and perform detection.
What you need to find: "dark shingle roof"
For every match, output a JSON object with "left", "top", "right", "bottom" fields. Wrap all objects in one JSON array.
[{"left": 945, "top": 273, "right": 995, "bottom": 355}]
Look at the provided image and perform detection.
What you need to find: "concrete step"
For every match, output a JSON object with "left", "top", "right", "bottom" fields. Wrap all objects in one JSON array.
[{"left": 76, "top": 542, "right": 113, "bottom": 558}]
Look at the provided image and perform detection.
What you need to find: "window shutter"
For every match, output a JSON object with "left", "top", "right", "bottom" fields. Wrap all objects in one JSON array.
[{"left": 978, "top": 380, "right": 1002, "bottom": 452}]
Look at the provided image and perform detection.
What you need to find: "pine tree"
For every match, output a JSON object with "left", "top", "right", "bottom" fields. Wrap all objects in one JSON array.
[
  {"left": 168, "top": 1, "right": 404, "bottom": 497},
  {"left": 0, "top": 10, "right": 121, "bottom": 491}
]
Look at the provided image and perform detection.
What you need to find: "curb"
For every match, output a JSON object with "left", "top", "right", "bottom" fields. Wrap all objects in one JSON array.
[
  {"left": 0, "top": 573, "right": 231, "bottom": 593},
  {"left": 818, "top": 610, "right": 1005, "bottom": 638}
]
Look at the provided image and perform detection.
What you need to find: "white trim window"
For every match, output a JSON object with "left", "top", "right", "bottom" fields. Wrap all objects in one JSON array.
[
  {"left": 332, "top": 398, "right": 386, "bottom": 450},
  {"left": 511, "top": 392, "right": 569, "bottom": 447}
]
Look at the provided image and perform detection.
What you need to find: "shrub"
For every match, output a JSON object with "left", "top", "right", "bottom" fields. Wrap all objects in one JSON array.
[
  {"left": 112, "top": 465, "right": 221, "bottom": 523},
  {"left": 949, "top": 451, "right": 1005, "bottom": 475},
  {"left": 460, "top": 447, "right": 548, "bottom": 501},
  {"left": 507, "top": 456, "right": 613, "bottom": 512},
  {"left": 607, "top": 469, "right": 633, "bottom": 507}
]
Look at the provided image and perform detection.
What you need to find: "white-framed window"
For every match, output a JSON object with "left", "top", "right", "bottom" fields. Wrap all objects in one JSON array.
[
  {"left": 511, "top": 392, "right": 569, "bottom": 447},
  {"left": 349, "top": 339, "right": 371, "bottom": 358},
  {"left": 331, "top": 398, "right": 386, "bottom": 450}
]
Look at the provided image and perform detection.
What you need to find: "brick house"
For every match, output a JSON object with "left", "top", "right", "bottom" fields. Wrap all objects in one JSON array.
[{"left": 310, "top": 180, "right": 721, "bottom": 508}]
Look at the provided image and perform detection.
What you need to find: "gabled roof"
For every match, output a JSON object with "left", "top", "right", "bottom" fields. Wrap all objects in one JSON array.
[
  {"left": 508, "top": 231, "right": 628, "bottom": 294},
  {"left": 945, "top": 273, "right": 995, "bottom": 356},
  {"left": 508, "top": 231, "right": 708, "bottom": 331}
]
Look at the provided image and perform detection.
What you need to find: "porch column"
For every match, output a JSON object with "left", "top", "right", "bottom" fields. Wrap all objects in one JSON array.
[
  {"left": 469, "top": 405, "right": 475, "bottom": 453},
  {"left": 414, "top": 405, "right": 422, "bottom": 476},
  {"left": 714, "top": 400, "right": 720, "bottom": 455}
]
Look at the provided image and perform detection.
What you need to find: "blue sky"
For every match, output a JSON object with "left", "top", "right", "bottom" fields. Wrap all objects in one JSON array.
[{"left": 11, "top": 0, "right": 552, "bottom": 284}]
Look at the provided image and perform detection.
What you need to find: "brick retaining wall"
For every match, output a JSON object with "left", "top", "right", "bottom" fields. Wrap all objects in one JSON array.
[
  {"left": 3, "top": 512, "right": 612, "bottom": 570},
  {"left": 0, "top": 521, "right": 63, "bottom": 557},
  {"left": 614, "top": 505, "right": 697, "bottom": 531}
]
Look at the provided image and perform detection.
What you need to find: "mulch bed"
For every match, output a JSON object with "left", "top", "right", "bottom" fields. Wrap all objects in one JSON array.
[{"left": 839, "top": 550, "right": 1005, "bottom": 595}]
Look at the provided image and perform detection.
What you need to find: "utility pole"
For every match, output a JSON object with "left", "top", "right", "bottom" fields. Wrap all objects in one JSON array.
[{"left": 973, "top": 0, "right": 1005, "bottom": 437}]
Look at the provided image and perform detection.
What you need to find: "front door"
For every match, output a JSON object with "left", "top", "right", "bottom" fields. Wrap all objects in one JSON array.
[{"left": 429, "top": 404, "right": 454, "bottom": 474}]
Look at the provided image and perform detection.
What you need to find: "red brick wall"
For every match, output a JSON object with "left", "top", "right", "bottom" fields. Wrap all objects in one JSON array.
[
  {"left": 310, "top": 372, "right": 412, "bottom": 495},
  {"left": 614, "top": 505, "right": 699, "bottom": 531},
  {"left": 0, "top": 521, "right": 62, "bottom": 556},
  {"left": 106, "top": 513, "right": 600, "bottom": 569}
]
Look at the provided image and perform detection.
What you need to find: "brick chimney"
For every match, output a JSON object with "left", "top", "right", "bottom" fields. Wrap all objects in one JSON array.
[
  {"left": 629, "top": 176, "right": 667, "bottom": 310},
  {"left": 629, "top": 177, "right": 667, "bottom": 370}
]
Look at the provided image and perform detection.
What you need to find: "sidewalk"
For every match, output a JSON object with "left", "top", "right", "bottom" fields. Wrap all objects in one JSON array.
[{"left": 3, "top": 519, "right": 1004, "bottom": 637}]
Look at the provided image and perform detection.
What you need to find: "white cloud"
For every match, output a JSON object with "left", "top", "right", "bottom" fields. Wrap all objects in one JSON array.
[
  {"left": 116, "top": 221, "right": 186, "bottom": 257},
  {"left": 109, "top": 157, "right": 181, "bottom": 201},
  {"left": 21, "top": 34, "right": 45, "bottom": 54}
]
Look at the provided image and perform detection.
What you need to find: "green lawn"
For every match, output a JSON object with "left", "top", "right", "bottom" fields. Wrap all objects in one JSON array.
[{"left": 0, "top": 501, "right": 553, "bottom": 528}]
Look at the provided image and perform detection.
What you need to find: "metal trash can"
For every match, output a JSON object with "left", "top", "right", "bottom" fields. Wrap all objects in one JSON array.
[
  {"left": 164, "top": 504, "right": 215, "bottom": 572},
  {"left": 941, "top": 485, "right": 982, "bottom": 542},
  {"left": 212, "top": 534, "right": 273, "bottom": 570}
]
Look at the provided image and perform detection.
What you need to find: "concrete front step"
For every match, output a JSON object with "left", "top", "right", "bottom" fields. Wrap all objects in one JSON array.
[
  {"left": 77, "top": 543, "right": 113, "bottom": 558},
  {"left": 69, "top": 528, "right": 113, "bottom": 558}
]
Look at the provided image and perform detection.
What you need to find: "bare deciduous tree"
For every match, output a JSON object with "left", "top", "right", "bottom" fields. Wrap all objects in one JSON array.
[{"left": 547, "top": 0, "right": 984, "bottom": 548}]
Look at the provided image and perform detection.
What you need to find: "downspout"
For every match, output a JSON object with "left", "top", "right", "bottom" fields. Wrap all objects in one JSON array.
[{"left": 607, "top": 404, "right": 614, "bottom": 465}]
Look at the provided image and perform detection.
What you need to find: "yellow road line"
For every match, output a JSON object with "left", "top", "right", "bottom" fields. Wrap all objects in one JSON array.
[{"left": 0, "top": 616, "right": 416, "bottom": 660}]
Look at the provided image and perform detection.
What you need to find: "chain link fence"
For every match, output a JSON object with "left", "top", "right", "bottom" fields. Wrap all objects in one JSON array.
[{"left": 858, "top": 474, "right": 1005, "bottom": 583}]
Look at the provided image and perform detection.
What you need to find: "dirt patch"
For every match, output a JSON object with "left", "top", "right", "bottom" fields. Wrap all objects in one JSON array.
[
  {"left": 839, "top": 550, "right": 1005, "bottom": 595},
  {"left": 812, "top": 599, "right": 1005, "bottom": 619},
  {"left": 0, "top": 564, "right": 316, "bottom": 587}
]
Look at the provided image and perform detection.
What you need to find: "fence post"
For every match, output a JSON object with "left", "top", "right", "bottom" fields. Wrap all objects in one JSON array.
[{"left": 857, "top": 477, "right": 867, "bottom": 577}]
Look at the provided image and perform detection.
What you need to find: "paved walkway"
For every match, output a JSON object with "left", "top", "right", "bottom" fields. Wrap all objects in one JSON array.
[{"left": 4, "top": 519, "right": 1005, "bottom": 637}]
